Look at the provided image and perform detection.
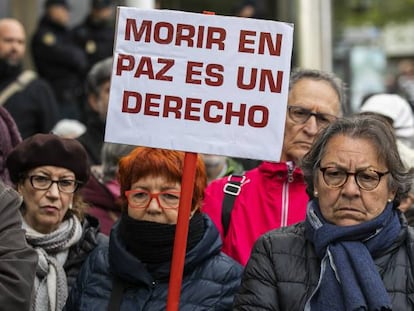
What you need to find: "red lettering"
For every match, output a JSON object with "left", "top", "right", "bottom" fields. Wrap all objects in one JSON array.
[
  {"left": 120, "top": 91, "right": 268, "bottom": 128},
  {"left": 122, "top": 91, "right": 142, "bottom": 112},
  {"left": 225, "top": 103, "right": 246, "bottom": 126},
  {"left": 186, "top": 61, "right": 203, "bottom": 84},
  {"left": 259, "top": 33, "right": 282, "bottom": 56},
  {"left": 237, "top": 67, "right": 257, "bottom": 90},
  {"left": 205, "top": 64, "right": 224, "bottom": 86},
  {"left": 156, "top": 58, "right": 174, "bottom": 81},
  {"left": 134, "top": 56, "right": 154, "bottom": 79},
  {"left": 163, "top": 95, "right": 183, "bottom": 118},
  {"left": 248, "top": 105, "right": 268, "bottom": 127},
  {"left": 125, "top": 19, "right": 152, "bottom": 42},
  {"left": 116, "top": 54, "right": 135, "bottom": 75},
  {"left": 259, "top": 70, "right": 283, "bottom": 92},
  {"left": 204, "top": 101, "right": 223, "bottom": 123},
  {"left": 143, "top": 93, "right": 161, "bottom": 116},
  {"left": 238, "top": 30, "right": 256, "bottom": 54},
  {"left": 154, "top": 22, "right": 174, "bottom": 44},
  {"left": 176, "top": 24, "right": 195, "bottom": 47},
  {"left": 206, "top": 27, "right": 226, "bottom": 50},
  {"left": 184, "top": 98, "right": 202, "bottom": 121}
]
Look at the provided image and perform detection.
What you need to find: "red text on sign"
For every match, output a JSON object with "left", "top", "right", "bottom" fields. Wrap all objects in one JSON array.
[
  {"left": 237, "top": 67, "right": 283, "bottom": 93},
  {"left": 116, "top": 54, "right": 174, "bottom": 81},
  {"left": 121, "top": 91, "right": 269, "bottom": 128},
  {"left": 238, "top": 30, "right": 283, "bottom": 56},
  {"left": 125, "top": 19, "right": 226, "bottom": 51}
]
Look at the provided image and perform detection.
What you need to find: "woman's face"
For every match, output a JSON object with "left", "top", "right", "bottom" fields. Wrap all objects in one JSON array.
[
  {"left": 18, "top": 166, "right": 75, "bottom": 234},
  {"left": 127, "top": 175, "right": 181, "bottom": 224},
  {"left": 314, "top": 135, "right": 396, "bottom": 226}
]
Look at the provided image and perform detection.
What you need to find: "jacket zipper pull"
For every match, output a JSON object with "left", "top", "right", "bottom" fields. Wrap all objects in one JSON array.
[{"left": 287, "top": 161, "right": 294, "bottom": 183}]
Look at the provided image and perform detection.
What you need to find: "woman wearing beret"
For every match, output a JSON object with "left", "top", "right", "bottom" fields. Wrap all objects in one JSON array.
[
  {"left": 64, "top": 147, "right": 243, "bottom": 310},
  {"left": 6, "top": 133, "right": 107, "bottom": 311}
]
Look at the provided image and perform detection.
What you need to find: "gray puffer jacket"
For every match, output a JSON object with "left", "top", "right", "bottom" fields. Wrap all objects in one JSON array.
[{"left": 234, "top": 214, "right": 414, "bottom": 311}]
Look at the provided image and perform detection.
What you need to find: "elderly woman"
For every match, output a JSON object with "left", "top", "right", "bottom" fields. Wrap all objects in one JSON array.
[
  {"left": 234, "top": 115, "right": 414, "bottom": 310},
  {"left": 6, "top": 133, "right": 107, "bottom": 311},
  {"left": 64, "top": 147, "right": 243, "bottom": 310}
]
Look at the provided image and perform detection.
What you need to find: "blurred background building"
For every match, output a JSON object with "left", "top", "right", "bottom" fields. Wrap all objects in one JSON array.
[{"left": 2, "top": 0, "right": 414, "bottom": 115}]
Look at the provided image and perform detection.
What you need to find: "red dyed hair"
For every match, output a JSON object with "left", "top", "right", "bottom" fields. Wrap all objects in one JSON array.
[{"left": 118, "top": 147, "right": 207, "bottom": 212}]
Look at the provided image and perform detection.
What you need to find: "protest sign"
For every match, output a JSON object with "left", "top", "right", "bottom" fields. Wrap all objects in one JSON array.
[{"left": 105, "top": 7, "right": 293, "bottom": 161}]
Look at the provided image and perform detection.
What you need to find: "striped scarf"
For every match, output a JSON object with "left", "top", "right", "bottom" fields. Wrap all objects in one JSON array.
[{"left": 23, "top": 215, "right": 82, "bottom": 311}]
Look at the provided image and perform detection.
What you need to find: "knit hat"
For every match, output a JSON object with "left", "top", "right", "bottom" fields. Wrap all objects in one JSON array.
[
  {"left": 6, "top": 133, "right": 90, "bottom": 184},
  {"left": 360, "top": 93, "right": 414, "bottom": 139},
  {"left": 0, "top": 107, "right": 22, "bottom": 186}
]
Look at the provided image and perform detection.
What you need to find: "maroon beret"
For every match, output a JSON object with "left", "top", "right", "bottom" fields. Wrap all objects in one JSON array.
[{"left": 6, "top": 133, "right": 90, "bottom": 184}]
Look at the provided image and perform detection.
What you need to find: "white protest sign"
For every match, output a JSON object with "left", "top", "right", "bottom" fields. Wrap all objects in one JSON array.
[{"left": 105, "top": 7, "right": 293, "bottom": 161}]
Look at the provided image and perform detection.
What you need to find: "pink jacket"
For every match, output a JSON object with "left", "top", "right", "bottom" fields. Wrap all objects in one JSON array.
[{"left": 201, "top": 161, "right": 309, "bottom": 266}]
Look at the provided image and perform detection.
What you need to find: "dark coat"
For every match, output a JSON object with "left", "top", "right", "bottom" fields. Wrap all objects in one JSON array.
[
  {"left": 71, "top": 15, "right": 115, "bottom": 70},
  {"left": 76, "top": 112, "right": 105, "bottom": 165},
  {"left": 64, "top": 214, "right": 108, "bottom": 291},
  {"left": 31, "top": 15, "right": 89, "bottom": 120},
  {"left": 1, "top": 69, "right": 59, "bottom": 138},
  {"left": 0, "top": 182, "right": 37, "bottom": 310},
  {"left": 233, "top": 215, "right": 414, "bottom": 311},
  {"left": 64, "top": 215, "right": 243, "bottom": 310}
]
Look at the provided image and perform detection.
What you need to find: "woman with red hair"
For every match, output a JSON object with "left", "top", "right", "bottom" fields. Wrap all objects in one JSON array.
[{"left": 65, "top": 147, "right": 243, "bottom": 310}]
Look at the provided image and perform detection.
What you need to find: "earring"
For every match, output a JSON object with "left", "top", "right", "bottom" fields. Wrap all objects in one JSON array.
[
  {"left": 68, "top": 203, "right": 73, "bottom": 210},
  {"left": 387, "top": 198, "right": 393, "bottom": 203},
  {"left": 314, "top": 191, "right": 318, "bottom": 197}
]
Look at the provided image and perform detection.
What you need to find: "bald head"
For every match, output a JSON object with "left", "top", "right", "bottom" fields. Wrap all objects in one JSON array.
[{"left": 0, "top": 18, "right": 26, "bottom": 66}]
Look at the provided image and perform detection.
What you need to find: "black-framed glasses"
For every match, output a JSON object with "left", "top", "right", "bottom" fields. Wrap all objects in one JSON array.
[
  {"left": 319, "top": 167, "right": 389, "bottom": 191},
  {"left": 29, "top": 175, "right": 80, "bottom": 193},
  {"left": 287, "top": 106, "right": 337, "bottom": 128},
  {"left": 125, "top": 189, "right": 181, "bottom": 209}
]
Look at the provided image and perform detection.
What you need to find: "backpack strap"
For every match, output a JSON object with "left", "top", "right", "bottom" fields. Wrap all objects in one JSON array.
[
  {"left": 222, "top": 174, "right": 246, "bottom": 237},
  {"left": 107, "top": 276, "right": 126, "bottom": 311},
  {"left": 0, "top": 70, "right": 37, "bottom": 106}
]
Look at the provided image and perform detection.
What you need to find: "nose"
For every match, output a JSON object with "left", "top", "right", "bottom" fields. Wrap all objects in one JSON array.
[
  {"left": 303, "top": 115, "right": 319, "bottom": 136},
  {"left": 341, "top": 174, "right": 360, "bottom": 197},
  {"left": 46, "top": 182, "right": 60, "bottom": 197},
  {"left": 146, "top": 196, "right": 162, "bottom": 211}
]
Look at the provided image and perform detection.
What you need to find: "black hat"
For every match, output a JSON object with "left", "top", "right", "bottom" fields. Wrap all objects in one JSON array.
[
  {"left": 45, "top": 0, "right": 69, "bottom": 9},
  {"left": 92, "top": 0, "right": 114, "bottom": 9},
  {"left": 6, "top": 133, "right": 90, "bottom": 184}
]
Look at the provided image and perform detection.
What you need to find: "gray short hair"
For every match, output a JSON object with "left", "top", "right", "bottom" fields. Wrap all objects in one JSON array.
[
  {"left": 289, "top": 68, "right": 347, "bottom": 116},
  {"left": 300, "top": 114, "right": 414, "bottom": 205},
  {"left": 86, "top": 57, "right": 113, "bottom": 95}
]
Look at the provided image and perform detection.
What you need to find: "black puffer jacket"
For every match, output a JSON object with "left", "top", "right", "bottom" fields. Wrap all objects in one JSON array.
[
  {"left": 64, "top": 214, "right": 108, "bottom": 291},
  {"left": 64, "top": 215, "right": 243, "bottom": 310},
  {"left": 234, "top": 215, "right": 414, "bottom": 311}
]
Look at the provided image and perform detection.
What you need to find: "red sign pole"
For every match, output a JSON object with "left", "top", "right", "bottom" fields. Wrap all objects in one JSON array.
[
  {"left": 166, "top": 11, "right": 214, "bottom": 311},
  {"left": 166, "top": 151, "right": 198, "bottom": 311}
]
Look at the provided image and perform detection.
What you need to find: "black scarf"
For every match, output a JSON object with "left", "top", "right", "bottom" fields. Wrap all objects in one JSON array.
[
  {"left": 0, "top": 59, "right": 22, "bottom": 87},
  {"left": 305, "top": 200, "right": 400, "bottom": 311},
  {"left": 119, "top": 212, "right": 205, "bottom": 264}
]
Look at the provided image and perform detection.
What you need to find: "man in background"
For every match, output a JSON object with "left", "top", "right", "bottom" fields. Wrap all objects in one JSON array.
[
  {"left": 0, "top": 18, "right": 59, "bottom": 138},
  {"left": 72, "top": 0, "right": 116, "bottom": 72},
  {"left": 31, "top": 0, "right": 88, "bottom": 121}
]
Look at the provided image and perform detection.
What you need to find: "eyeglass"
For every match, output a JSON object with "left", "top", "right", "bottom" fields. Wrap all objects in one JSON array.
[
  {"left": 287, "top": 106, "right": 337, "bottom": 128},
  {"left": 29, "top": 175, "right": 80, "bottom": 193},
  {"left": 125, "top": 189, "right": 181, "bottom": 209},
  {"left": 319, "top": 167, "right": 389, "bottom": 191}
]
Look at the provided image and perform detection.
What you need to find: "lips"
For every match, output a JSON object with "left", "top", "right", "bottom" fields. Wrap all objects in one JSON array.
[{"left": 41, "top": 205, "right": 59, "bottom": 212}]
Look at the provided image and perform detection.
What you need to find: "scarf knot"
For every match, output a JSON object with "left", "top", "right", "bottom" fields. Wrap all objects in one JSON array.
[{"left": 304, "top": 200, "right": 400, "bottom": 311}]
